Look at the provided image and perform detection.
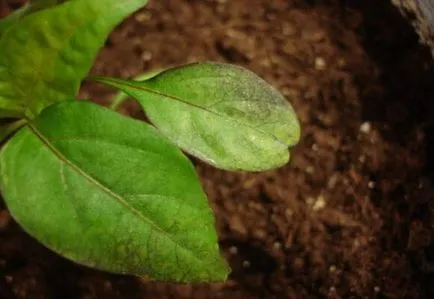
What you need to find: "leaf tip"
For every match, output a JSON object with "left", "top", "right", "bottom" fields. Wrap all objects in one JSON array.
[{"left": 206, "top": 257, "right": 231, "bottom": 282}]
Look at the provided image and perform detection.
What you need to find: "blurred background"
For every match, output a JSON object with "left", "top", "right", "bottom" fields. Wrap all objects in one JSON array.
[{"left": 1, "top": 0, "right": 434, "bottom": 298}]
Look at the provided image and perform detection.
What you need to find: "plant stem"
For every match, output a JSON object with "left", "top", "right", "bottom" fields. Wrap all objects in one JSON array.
[
  {"left": 109, "top": 69, "right": 162, "bottom": 111},
  {"left": 0, "top": 118, "right": 27, "bottom": 144}
]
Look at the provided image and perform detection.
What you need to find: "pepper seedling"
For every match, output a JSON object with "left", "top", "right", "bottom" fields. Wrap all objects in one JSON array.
[{"left": 0, "top": 0, "right": 300, "bottom": 282}]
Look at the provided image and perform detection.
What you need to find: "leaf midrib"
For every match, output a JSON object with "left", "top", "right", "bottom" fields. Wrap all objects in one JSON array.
[
  {"left": 92, "top": 77, "right": 287, "bottom": 147},
  {"left": 27, "top": 123, "right": 209, "bottom": 266}
]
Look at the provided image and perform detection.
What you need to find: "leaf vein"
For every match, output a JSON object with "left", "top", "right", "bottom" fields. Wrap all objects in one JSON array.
[{"left": 27, "top": 123, "right": 208, "bottom": 267}]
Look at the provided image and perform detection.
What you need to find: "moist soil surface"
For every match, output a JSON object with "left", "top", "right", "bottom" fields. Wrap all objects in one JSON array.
[{"left": 1, "top": 0, "right": 434, "bottom": 298}]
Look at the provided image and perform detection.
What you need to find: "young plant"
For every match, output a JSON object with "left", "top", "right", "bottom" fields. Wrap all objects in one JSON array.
[{"left": 0, "top": 0, "right": 300, "bottom": 282}]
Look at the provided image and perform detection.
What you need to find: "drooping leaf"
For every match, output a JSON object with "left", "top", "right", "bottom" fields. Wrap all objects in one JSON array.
[
  {"left": 0, "top": 0, "right": 148, "bottom": 118},
  {"left": 0, "top": 0, "right": 66, "bottom": 36},
  {"left": 0, "top": 100, "right": 229, "bottom": 282},
  {"left": 92, "top": 62, "right": 300, "bottom": 171}
]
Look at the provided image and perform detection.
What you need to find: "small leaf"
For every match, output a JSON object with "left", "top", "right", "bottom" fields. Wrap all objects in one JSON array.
[
  {"left": 0, "top": 101, "right": 229, "bottom": 282},
  {"left": 92, "top": 62, "right": 300, "bottom": 171},
  {"left": 0, "top": 0, "right": 148, "bottom": 117}
]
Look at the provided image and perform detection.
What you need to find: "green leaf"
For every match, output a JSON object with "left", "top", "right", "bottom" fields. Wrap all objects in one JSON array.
[
  {"left": 0, "top": 100, "right": 229, "bottom": 282},
  {"left": 92, "top": 62, "right": 301, "bottom": 171},
  {"left": 0, "top": 0, "right": 66, "bottom": 36},
  {"left": 0, "top": 0, "right": 148, "bottom": 117}
]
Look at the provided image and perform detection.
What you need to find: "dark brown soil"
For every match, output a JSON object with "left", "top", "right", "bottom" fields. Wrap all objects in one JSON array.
[{"left": 1, "top": 0, "right": 434, "bottom": 298}]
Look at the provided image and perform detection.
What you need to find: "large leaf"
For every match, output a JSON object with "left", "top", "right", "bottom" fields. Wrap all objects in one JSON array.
[
  {"left": 0, "top": 0, "right": 148, "bottom": 118},
  {"left": 0, "top": 100, "right": 229, "bottom": 282},
  {"left": 92, "top": 62, "right": 300, "bottom": 171}
]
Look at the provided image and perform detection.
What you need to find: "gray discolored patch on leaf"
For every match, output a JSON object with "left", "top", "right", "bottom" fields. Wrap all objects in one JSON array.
[{"left": 93, "top": 62, "right": 301, "bottom": 171}]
